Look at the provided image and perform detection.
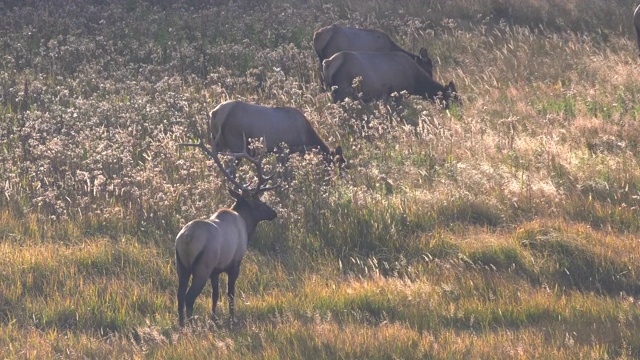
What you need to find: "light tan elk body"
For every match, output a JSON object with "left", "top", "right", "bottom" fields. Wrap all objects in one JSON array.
[
  {"left": 176, "top": 141, "right": 278, "bottom": 327},
  {"left": 209, "top": 100, "right": 343, "bottom": 164},
  {"left": 635, "top": 5, "right": 640, "bottom": 57},
  {"left": 322, "top": 51, "right": 459, "bottom": 105},
  {"left": 313, "top": 24, "right": 433, "bottom": 78}
]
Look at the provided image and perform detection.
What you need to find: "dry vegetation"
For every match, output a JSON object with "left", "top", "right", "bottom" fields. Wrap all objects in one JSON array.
[{"left": 1, "top": 0, "right": 640, "bottom": 358}]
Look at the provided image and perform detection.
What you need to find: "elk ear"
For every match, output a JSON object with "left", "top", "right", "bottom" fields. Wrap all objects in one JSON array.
[{"left": 419, "top": 48, "right": 429, "bottom": 59}]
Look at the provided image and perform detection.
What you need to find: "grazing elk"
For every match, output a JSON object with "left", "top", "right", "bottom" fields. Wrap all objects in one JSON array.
[
  {"left": 175, "top": 140, "right": 279, "bottom": 327},
  {"left": 635, "top": 5, "right": 640, "bottom": 57},
  {"left": 208, "top": 100, "right": 344, "bottom": 165},
  {"left": 322, "top": 51, "right": 459, "bottom": 106},
  {"left": 313, "top": 24, "right": 434, "bottom": 79}
]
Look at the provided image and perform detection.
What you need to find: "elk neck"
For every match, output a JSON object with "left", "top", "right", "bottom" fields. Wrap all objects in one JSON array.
[{"left": 231, "top": 199, "right": 260, "bottom": 240}]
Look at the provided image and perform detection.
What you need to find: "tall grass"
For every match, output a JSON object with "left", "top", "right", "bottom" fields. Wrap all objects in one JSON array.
[{"left": 2, "top": 0, "right": 640, "bottom": 358}]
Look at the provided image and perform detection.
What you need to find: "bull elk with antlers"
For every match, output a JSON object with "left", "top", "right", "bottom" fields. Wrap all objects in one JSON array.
[{"left": 175, "top": 139, "right": 279, "bottom": 327}]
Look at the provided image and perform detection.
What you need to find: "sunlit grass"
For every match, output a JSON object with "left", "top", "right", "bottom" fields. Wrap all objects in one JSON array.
[{"left": 3, "top": 221, "right": 640, "bottom": 358}]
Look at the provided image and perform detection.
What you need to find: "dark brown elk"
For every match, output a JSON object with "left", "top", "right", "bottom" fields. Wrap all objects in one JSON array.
[
  {"left": 313, "top": 24, "right": 433, "bottom": 79},
  {"left": 208, "top": 100, "right": 344, "bottom": 165},
  {"left": 635, "top": 5, "right": 640, "bottom": 57},
  {"left": 175, "top": 140, "right": 279, "bottom": 327},
  {"left": 322, "top": 51, "right": 459, "bottom": 106}
]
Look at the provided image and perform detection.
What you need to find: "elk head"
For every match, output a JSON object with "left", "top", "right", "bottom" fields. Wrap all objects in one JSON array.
[{"left": 179, "top": 135, "right": 281, "bottom": 224}]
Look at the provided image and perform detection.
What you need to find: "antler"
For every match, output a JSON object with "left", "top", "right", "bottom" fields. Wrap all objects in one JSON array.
[
  {"left": 179, "top": 136, "right": 280, "bottom": 196},
  {"left": 232, "top": 135, "right": 280, "bottom": 194}
]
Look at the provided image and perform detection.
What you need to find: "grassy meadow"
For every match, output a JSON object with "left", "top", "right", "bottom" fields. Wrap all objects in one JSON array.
[{"left": 2, "top": 0, "right": 640, "bottom": 358}]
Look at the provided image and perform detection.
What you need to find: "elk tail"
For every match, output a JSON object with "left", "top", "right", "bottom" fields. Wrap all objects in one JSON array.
[
  {"left": 208, "top": 101, "right": 236, "bottom": 150},
  {"left": 175, "top": 228, "right": 207, "bottom": 272},
  {"left": 207, "top": 108, "right": 221, "bottom": 149},
  {"left": 322, "top": 52, "right": 344, "bottom": 87},
  {"left": 313, "top": 24, "right": 336, "bottom": 60}
]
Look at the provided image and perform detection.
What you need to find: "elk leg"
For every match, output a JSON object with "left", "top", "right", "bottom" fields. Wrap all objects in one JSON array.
[
  {"left": 319, "top": 61, "right": 330, "bottom": 90},
  {"left": 330, "top": 86, "right": 343, "bottom": 103},
  {"left": 210, "top": 273, "right": 220, "bottom": 320},
  {"left": 226, "top": 265, "right": 241, "bottom": 324},
  {"left": 176, "top": 250, "right": 190, "bottom": 327},
  {"left": 331, "top": 83, "right": 351, "bottom": 103},
  {"left": 185, "top": 274, "right": 208, "bottom": 322}
]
